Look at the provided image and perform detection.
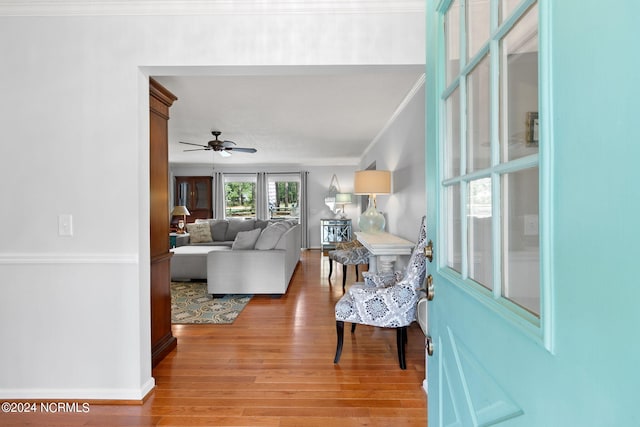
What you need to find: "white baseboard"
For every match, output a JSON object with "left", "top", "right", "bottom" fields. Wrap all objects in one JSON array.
[{"left": 0, "top": 378, "right": 155, "bottom": 401}]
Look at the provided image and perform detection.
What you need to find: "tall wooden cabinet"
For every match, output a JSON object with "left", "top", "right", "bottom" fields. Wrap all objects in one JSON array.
[
  {"left": 149, "top": 78, "right": 177, "bottom": 367},
  {"left": 174, "top": 176, "right": 213, "bottom": 221}
]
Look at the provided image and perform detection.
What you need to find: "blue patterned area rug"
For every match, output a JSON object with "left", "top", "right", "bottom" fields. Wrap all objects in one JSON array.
[{"left": 171, "top": 282, "right": 252, "bottom": 324}]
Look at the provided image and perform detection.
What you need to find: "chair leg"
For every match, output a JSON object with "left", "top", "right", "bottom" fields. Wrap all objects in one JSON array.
[
  {"left": 355, "top": 265, "right": 359, "bottom": 281},
  {"left": 396, "top": 327, "right": 407, "bottom": 370},
  {"left": 351, "top": 323, "right": 357, "bottom": 333},
  {"left": 328, "top": 258, "right": 333, "bottom": 279},
  {"left": 334, "top": 321, "right": 344, "bottom": 364},
  {"left": 342, "top": 265, "right": 347, "bottom": 290}
]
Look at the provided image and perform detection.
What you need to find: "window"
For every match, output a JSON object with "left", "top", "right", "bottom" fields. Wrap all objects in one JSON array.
[
  {"left": 224, "top": 175, "right": 256, "bottom": 218},
  {"left": 267, "top": 174, "right": 300, "bottom": 220},
  {"left": 441, "top": 0, "right": 540, "bottom": 318}
]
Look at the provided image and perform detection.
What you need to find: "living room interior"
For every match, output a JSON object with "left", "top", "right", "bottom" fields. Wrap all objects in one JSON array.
[{"left": 5, "top": 1, "right": 640, "bottom": 425}]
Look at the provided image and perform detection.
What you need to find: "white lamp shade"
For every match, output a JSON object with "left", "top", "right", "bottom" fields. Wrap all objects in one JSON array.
[
  {"left": 335, "top": 193, "right": 353, "bottom": 204},
  {"left": 354, "top": 170, "right": 391, "bottom": 195}
]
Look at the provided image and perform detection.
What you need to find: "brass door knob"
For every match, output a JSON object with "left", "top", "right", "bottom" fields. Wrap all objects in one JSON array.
[
  {"left": 424, "top": 240, "right": 434, "bottom": 262},
  {"left": 426, "top": 275, "right": 435, "bottom": 301}
]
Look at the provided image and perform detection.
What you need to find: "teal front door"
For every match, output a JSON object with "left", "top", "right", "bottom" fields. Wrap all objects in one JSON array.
[{"left": 425, "top": 0, "right": 640, "bottom": 425}]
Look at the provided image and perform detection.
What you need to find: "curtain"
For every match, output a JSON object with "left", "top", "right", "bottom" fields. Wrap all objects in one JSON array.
[
  {"left": 212, "top": 172, "right": 225, "bottom": 219},
  {"left": 256, "top": 172, "right": 269, "bottom": 220},
  {"left": 299, "top": 171, "right": 309, "bottom": 249}
]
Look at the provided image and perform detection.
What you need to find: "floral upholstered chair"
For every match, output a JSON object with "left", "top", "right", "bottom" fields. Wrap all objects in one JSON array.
[
  {"left": 334, "top": 216, "right": 427, "bottom": 369},
  {"left": 328, "top": 240, "right": 370, "bottom": 291}
]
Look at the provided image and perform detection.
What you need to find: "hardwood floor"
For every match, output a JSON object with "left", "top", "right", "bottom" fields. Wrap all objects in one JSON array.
[{"left": 1, "top": 250, "right": 427, "bottom": 426}]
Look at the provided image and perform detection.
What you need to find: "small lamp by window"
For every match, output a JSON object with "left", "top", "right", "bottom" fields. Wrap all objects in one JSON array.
[
  {"left": 171, "top": 205, "right": 191, "bottom": 234},
  {"left": 354, "top": 170, "right": 391, "bottom": 233}
]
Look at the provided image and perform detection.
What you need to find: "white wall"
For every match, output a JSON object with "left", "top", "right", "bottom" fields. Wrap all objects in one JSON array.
[
  {"left": 0, "top": 6, "right": 424, "bottom": 399},
  {"left": 359, "top": 80, "right": 426, "bottom": 243}
]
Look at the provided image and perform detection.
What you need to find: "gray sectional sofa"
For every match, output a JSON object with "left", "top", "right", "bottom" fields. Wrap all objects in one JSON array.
[
  {"left": 170, "top": 218, "right": 301, "bottom": 296},
  {"left": 176, "top": 218, "right": 270, "bottom": 247}
]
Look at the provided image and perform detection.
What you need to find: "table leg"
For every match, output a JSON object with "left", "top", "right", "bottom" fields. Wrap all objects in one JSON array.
[{"left": 378, "top": 255, "right": 398, "bottom": 273}]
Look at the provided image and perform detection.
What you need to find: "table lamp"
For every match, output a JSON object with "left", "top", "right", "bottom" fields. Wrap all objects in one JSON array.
[
  {"left": 354, "top": 170, "right": 391, "bottom": 233},
  {"left": 335, "top": 192, "right": 353, "bottom": 218},
  {"left": 171, "top": 205, "right": 190, "bottom": 234}
]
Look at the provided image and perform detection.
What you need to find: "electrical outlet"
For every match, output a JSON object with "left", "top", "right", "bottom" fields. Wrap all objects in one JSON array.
[{"left": 58, "top": 214, "right": 73, "bottom": 236}]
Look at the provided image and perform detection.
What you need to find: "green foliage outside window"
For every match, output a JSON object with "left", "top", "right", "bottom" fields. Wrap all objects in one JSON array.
[
  {"left": 271, "top": 181, "right": 299, "bottom": 218},
  {"left": 225, "top": 182, "right": 256, "bottom": 217}
]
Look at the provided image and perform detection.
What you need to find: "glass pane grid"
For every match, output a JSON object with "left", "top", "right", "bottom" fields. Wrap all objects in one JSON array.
[{"left": 440, "top": 0, "right": 540, "bottom": 322}]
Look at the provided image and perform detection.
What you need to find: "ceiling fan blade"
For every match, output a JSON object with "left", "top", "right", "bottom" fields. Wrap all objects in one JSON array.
[
  {"left": 230, "top": 147, "right": 257, "bottom": 153},
  {"left": 179, "top": 141, "right": 208, "bottom": 148},
  {"left": 221, "top": 140, "right": 236, "bottom": 147},
  {"left": 183, "top": 148, "right": 210, "bottom": 152}
]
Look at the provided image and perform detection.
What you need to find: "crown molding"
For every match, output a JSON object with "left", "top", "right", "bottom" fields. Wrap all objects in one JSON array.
[
  {"left": 0, "top": 0, "right": 424, "bottom": 17},
  {"left": 362, "top": 73, "right": 426, "bottom": 159}
]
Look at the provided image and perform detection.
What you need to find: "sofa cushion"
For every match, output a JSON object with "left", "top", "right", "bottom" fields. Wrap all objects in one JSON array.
[
  {"left": 210, "top": 220, "right": 229, "bottom": 241},
  {"left": 186, "top": 223, "right": 213, "bottom": 243},
  {"left": 255, "top": 219, "right": 270, "bottom": 230},
  {"left": 225, "top": 219, "right": 257, "bottom": 241},
  {"left": 255, "top": 223, "right": 288, "bottom": 250},
  {"left": 231, "top": 228, "right": 262, "bottom": 250},
  {"left": 195, "top": 219, "right": 229, "bottom": 241}
]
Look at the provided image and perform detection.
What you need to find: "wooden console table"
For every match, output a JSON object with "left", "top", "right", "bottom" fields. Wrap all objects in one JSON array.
[{"left": 355, "top": 231, "right": 414, "bottom": 273}]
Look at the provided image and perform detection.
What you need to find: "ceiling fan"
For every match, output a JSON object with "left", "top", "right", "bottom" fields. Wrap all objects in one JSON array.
[{"left": 179, "top": 131, "right": 257, "bottom": 157}]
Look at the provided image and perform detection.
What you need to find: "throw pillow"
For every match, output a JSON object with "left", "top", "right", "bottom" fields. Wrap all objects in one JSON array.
[
  {"left": 231, "top": 228, "right": 262, "bottom": 250},
  {"left": 186, "top": 223, "right": 213, "bottom": 243},
  {"left": 254, "top": 223, "right": 288, "bottom": 250}
]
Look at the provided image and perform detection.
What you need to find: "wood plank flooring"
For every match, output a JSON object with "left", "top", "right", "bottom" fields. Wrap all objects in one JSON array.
[{"left": 1, "top": 250, "right": 427, "bottom": 426}]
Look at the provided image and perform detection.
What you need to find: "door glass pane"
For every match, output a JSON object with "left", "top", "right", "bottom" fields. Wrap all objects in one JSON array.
[
  {"left": 500, "top": 0, "right": 521, "bottom": 23},
  {"left": 468, "top": 178, "right": 493, "bottom": 289},
  {"left": 445, "top": 0, "right": 461, "bottom": 86},
  {"left": 467, "top": 0, "right": 490, "bottom": 60},
  {"left": 500, "top": 4, "right": 539, "bottom": 162},
  {"left": 445, "top": 88, "right": 461, "bottom": 179},
  {"left": 501, "top": 167, "right": 539, "bottom": 315},
  {"left": 467, "top": 54, "right": 491, "bottom": 173},
  {"left": 445, "top": 184, "right": 462, "bottom": 273}
]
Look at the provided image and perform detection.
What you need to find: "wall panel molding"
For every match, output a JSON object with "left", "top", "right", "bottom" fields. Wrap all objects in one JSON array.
[
  {"left": 0, "top": 0, "right": 424, "bottom": 16},
  {"left": 0, "top": 253, "right": 138, "bottom": 265}
]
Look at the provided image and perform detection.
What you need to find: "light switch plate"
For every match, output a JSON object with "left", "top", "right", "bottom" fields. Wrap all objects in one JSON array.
[{"left": 58, "top": 214, "right": 73, "bottom": 236}]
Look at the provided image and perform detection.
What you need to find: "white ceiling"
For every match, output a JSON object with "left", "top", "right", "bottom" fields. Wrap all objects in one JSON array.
[{"left": 153, "top": 66, "right": 425, "bottom": 167}]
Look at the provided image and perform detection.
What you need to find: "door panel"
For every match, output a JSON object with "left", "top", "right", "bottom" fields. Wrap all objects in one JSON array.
[{"left": 426, "top": 0, "right": 640, "bottom": 425}]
